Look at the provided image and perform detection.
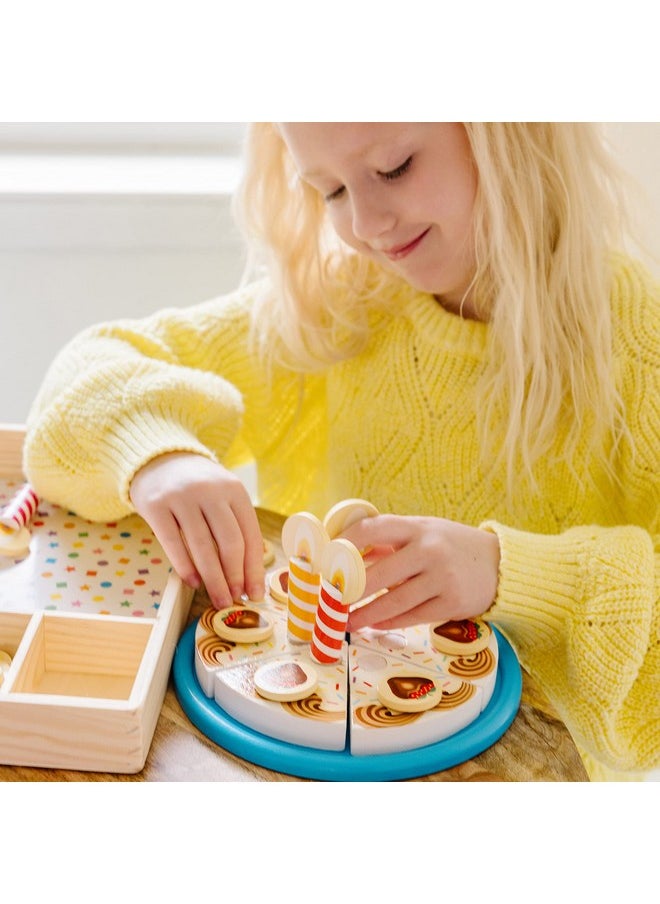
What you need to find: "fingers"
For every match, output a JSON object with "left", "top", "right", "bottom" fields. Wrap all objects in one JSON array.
[
  {"left": 342, "top": 513, "right": 500, "bottom": 632},
  {"left": 347, "top": 574, "right": 437, "bottom": 632},
  {"left": 341, "top": 513, "right": 413, "bottom": 551},
  {"left": 342, "top": 514, "right": 419, "bottom": 598},
  {"left": 202, "top": 492, "right": 265, "bottom": 604},
  {"left": 174, "top": 493, "right": 265, "bottom": 609},
  {"left": 129, "top": 453, "right": 265, "bottom": 609},
  {"left": 174, "top": 502, "right": 236, "bottom": 608},
  {"left": 146, "top": 508, "right": 203, "bottom": 591}
]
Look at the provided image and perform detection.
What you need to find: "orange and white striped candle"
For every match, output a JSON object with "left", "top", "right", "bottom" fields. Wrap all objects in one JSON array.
[
  {"left": 310, "top": 577, "right": 348, "bottom": 664},
  {"left": 0, "top": 484, "right": 39, "bottom": 532},
  {"left": 286, "top": 555, "right": 321, "bottom": 644}
]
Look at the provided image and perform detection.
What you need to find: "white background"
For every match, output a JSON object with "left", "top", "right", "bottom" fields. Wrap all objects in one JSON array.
[{"left": 0, "top": 0, "right": 657, "bottom": 859}]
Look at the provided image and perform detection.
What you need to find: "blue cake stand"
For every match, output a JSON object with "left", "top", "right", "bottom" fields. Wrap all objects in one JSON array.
[{"left": 173, "top": 621, "right": 522, "bottom": 781}]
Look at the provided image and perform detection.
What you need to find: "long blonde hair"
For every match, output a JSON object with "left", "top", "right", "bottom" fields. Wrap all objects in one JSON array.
[{"left": 234, "top": 122, "right": 629, "bottom": 487}]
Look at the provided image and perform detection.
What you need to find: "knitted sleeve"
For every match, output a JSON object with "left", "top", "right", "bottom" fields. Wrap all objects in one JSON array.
[
  {"left": 23, "top": 284, "right": 292, "bottom": 521},
  {"left": 482, "top": 522, "right": 659, "bottom": 774},
  {"left": 482, "top": 260, "right": 660, "bottom": 775}
]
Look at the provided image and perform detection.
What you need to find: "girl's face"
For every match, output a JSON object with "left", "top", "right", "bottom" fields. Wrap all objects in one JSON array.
[{"left": 279, "top": 122, "right": 478, "bottom": 313}]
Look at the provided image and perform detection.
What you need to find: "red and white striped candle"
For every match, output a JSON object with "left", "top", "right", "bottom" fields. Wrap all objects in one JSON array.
[
  {"left": 310, "top": 577, "right": 348, "bottom": 664},
  {"left": 0, "top": 484, "right": 39, "bottom": 532}
]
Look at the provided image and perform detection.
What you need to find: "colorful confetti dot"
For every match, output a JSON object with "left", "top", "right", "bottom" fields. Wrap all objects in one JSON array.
[{"left": 0, "top": 483, "right": 174, "bottom": 621}]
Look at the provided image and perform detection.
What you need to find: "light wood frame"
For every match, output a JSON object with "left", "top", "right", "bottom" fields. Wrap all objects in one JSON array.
[{"left": 0, "top": 424, "right": 193, "bottom": 772}]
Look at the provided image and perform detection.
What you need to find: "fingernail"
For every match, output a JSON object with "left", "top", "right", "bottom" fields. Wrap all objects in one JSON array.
[
  {"left": 213, "top": 595, "right": 231, "bottom": 610},
  {"left": 247, "top": 584, "right": 265, "bottom": 602}
]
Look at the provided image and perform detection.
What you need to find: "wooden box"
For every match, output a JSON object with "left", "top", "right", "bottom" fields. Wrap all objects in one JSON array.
[{"left": 0, "top": 424, "right": 193, "bottom": 772}]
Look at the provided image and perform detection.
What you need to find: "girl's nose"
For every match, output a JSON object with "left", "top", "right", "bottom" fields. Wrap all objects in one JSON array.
[{"left": 350, "top": 190, "right": 396, "bottom": 243}]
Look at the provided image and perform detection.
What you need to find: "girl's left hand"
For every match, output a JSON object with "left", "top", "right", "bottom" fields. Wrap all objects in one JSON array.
[{"left": 342, "top": 514, "right": 500, "bottom": 632}]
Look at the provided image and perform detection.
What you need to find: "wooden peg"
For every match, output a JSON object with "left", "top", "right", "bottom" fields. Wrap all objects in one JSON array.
[
  {"left": 281, "top": 512, "right": 328, "bottom": 570},
  {"left": 322, "top": 498, "right": 379, "bottom": 539}
]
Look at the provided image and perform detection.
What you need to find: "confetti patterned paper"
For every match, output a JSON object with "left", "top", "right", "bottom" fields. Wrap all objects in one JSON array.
[{"left": 0, "top": 478, "right": 172, "bottom": 618}]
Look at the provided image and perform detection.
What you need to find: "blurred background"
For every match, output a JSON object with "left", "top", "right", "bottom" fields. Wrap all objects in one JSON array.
[{"left": 0, "top": 122, "right": 658, "bottom": 424}]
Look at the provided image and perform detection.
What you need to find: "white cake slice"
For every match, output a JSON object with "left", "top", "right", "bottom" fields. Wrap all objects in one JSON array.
[
  {"left": 194, "top": 598, "right": 290, "bottom": 696},
  {"left": 214, "top": 644, "right": 349, "bottom": 751},
  {"left": 347, "top": 644, "right": 483, "bottom": 755}
]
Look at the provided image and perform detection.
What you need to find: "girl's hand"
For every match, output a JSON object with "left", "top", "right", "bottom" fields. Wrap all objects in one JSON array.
[
  {"left": 342, "top": 514, "right": 500, "bottom": 632},
  {"left": 129, "top": 452, "right": 265, "bottom": 609}
]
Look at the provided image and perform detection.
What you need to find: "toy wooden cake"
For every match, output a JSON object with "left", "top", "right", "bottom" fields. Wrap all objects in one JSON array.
[
  {"left": 193, "top": 499, "right": 500, "bottom": 757},
  {"left": 1, "top": 416, "right": 517, "bottom": 778},
  {"left": 0, "top": 425, "right": 193, "bottom": 773}
]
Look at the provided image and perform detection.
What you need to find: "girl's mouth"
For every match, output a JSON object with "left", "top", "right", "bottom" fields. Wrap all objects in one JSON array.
[{"left": 383, "top": 227, "right": 431, "bottom": 261}]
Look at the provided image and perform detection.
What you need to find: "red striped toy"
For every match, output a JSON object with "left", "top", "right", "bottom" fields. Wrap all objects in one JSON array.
[
  {"left": 0, "top": 484, "right": 39, "bottom": 531},
  {"left": 310, "top": 538, "right": 366, "bottom": 664}
]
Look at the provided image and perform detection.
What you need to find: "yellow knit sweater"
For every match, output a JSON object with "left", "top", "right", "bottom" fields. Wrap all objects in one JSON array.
[{"left": 24, "top": 255, "right": 659, "bottom": 779}]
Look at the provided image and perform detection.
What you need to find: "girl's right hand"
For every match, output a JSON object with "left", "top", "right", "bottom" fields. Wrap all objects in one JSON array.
[{"left": 129, "top": 452, "right": 265, "bottom": 609}]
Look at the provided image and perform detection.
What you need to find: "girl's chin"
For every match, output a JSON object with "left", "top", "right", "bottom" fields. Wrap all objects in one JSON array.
[
  {"left": 374, "top": 253, "right": 474, "bottom": 304},
  {"left": 395, "top": 265, "right": 476, "bottom": 309}
]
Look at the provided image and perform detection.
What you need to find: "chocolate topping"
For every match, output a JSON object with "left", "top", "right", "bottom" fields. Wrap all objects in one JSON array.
[
  {"left": 387, "top": 676, "right": 435, "bottom": 699},
  {"left": 223, "top": 608, "right": 266, "bottom": 629},
  {"left": 432, "top": 619, "right": 480, "bottom": 643}
]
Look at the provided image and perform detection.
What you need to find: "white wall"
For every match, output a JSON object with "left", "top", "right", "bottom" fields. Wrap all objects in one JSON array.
[
  {"left": 0, "top": 124, "right": 248, "bottom": 424},
  {"left": 605, "top": 122, "right": 660, "bottom": 266},
  {"left": 0, "top": 123, "right": 658, "bottom": 425}
]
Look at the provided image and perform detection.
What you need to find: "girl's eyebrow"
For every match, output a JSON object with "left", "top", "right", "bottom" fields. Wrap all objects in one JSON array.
[{"left": 301, "top": 148, "right": 388, "bottom": 181}]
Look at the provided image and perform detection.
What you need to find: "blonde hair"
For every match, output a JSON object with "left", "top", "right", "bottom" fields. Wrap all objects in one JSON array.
[{"left": 234, "top": 122, "right": 629, "bottom": 488}]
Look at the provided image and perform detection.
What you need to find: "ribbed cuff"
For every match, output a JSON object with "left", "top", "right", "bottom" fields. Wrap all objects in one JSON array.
[
  {"left": 99, "top": 413, "right": 223, "bottom": 510},
  {"left": 478, "top": 520, "right": 582, "bottom": 655}
]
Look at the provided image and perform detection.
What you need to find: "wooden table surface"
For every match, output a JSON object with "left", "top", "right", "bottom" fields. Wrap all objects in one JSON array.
[{"left": 0, "top": 506, "right": 588, "bottom": 782}]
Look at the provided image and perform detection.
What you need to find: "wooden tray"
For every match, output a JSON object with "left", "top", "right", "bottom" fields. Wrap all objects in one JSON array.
[{"left": 0, "top": 424, "right": 193, "bottom": 773}]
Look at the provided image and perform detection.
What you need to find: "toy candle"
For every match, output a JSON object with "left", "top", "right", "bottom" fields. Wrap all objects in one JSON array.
[
  {"left": 310, "top": 577, "right": 350, "bottom": 664},
  {"left": 281, "top": 512, "right": 329, "bottom": 644},
  {"left": 286, "top": 556, "right": 321, "bottom": 643},
  {"left": 310, "top": 539, "right": 366, "bottom": 665},
  {"left": 0, "top": 484, "right": 39, "bottom": 532}
]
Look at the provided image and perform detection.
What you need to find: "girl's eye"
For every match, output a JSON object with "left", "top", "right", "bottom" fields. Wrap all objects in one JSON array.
[
  {"left": 379, "top": 155, "right": 413, "bottom": 181},
  {"left": 324, "top": 185, "right": 345, "bottom": 203},
  {"left": 323, "top": 155, "right": 412, "bottom": 202}
]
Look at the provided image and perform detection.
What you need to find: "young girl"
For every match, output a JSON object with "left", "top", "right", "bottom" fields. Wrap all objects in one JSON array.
[{"left": 23, "top": 123, "right": 659, "bottom": 781}]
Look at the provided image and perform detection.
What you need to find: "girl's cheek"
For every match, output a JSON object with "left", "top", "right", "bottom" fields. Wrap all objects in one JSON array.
[{"left": 326, "top": 210, "right": 350, "bottom": 243}]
